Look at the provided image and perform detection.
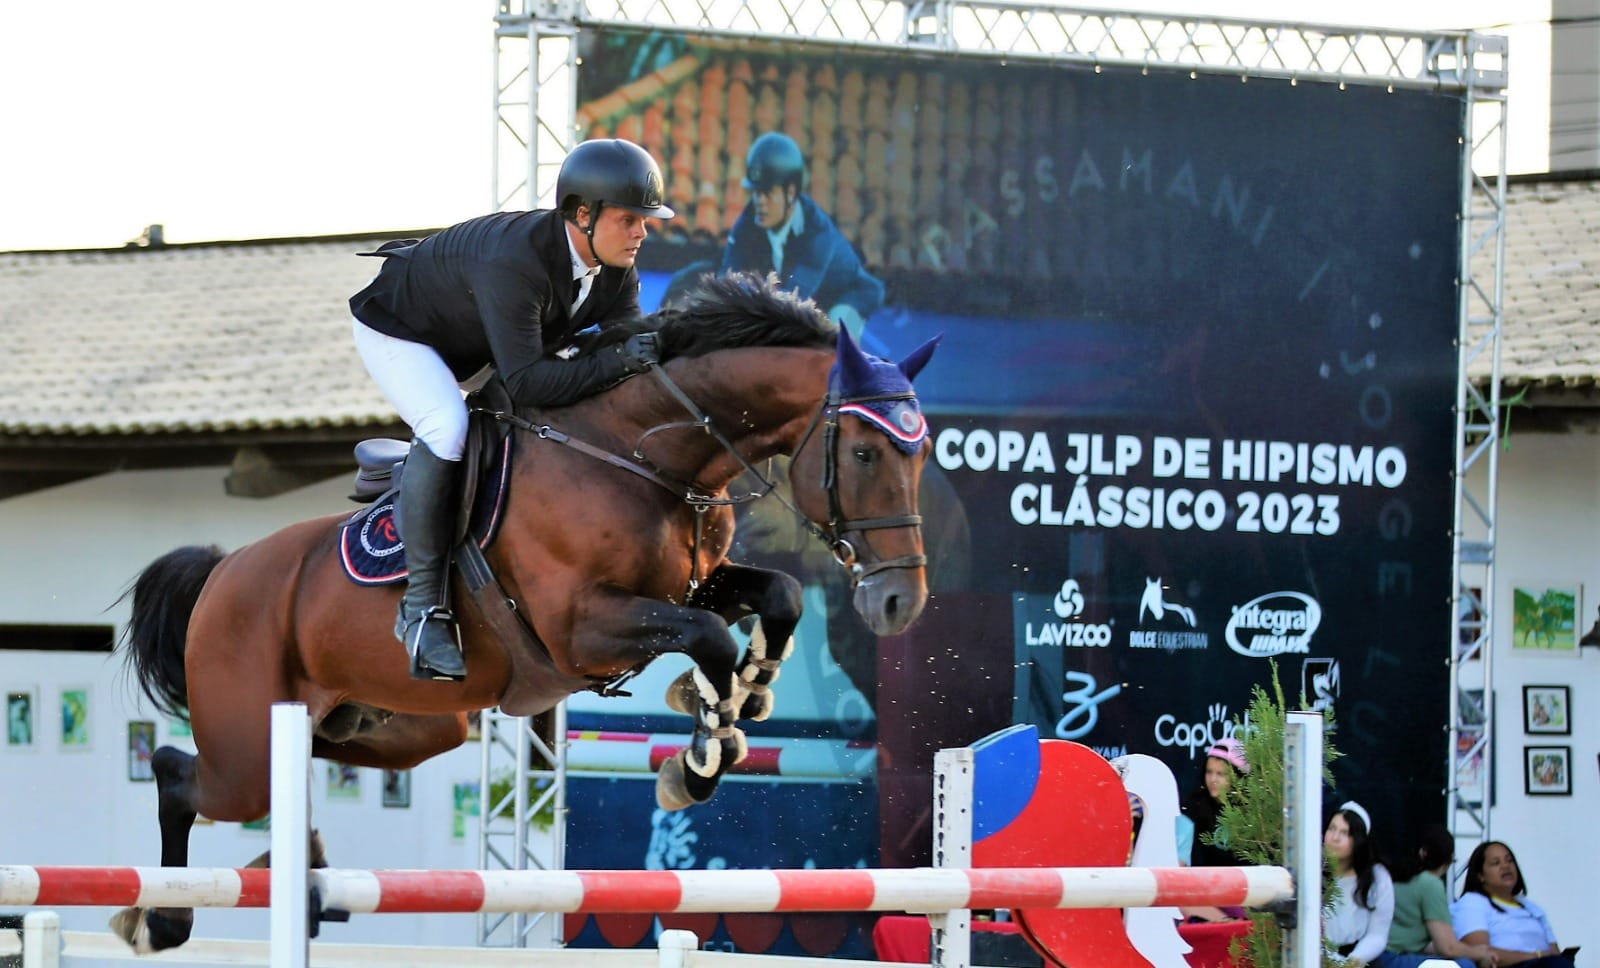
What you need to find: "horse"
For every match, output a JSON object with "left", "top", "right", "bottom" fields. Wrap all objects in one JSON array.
[{"left": 111, "top": 273, "right": 939, "bottom": 953}]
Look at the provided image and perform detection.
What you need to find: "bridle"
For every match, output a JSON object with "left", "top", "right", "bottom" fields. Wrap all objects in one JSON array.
[
  {"left": 784, "top": 382, "right": 926, "bottom": 583},
  {"left": 490, "top": 362, "right": 925, "bottom": 588}
]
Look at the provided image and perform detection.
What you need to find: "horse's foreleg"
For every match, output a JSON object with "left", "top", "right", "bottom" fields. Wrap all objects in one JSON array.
[
  {"left": 568, "top": 591, "right": 743, "bottom": 810},
  {"left": 683, "top": 563, "right": 804, "bottom": 722},
  {"left": 110, "top": 746, "right": 198, "bottom": 952}
]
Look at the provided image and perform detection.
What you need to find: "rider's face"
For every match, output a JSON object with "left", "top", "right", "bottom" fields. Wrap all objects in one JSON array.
[
  {"left": 751, "top": 184, "right": 797, "bottom": 230},
  {"left": 575, "top": 206, "right": 650, "bottom": 268}
]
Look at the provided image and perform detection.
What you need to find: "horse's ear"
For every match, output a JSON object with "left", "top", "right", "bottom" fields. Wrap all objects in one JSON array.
[
  {"left": 835, "top": 325, "right": 878, "bottom": 391},
  {"left": 898, "top": 334, "right": 943, "bottom": 383}
]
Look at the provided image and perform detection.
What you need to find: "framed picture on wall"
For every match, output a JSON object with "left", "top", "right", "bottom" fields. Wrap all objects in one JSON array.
[
  {"left": 6, "top": 688, "right": 36, "bottom": 747},
  {"left": 128, "top": 721, "right": 156, "bottom": 781},
  {"left": 1510, "top": 584, "right": 1581, "bottom": 656},
  {"left": 59, "top": 687, "right": 90, "bottom": 750},
  {"left": 1523, "top": 684, "right": 1571, "bottom": 735},
  {"left": 1525, "top": 745, "right": 1571, "bottom": 796},
  {"left": 382, "top": 769, "right": 411, "bottom": 808}
]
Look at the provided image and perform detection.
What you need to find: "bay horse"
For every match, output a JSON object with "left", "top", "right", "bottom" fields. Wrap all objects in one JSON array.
[{"left": 112, "top": 273, "right": 939, "bottom": 952}]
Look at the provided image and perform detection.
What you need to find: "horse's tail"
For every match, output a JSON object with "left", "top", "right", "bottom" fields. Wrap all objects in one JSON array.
[{"left": 118, "top": 544, "right": 226, "bottom": 721}]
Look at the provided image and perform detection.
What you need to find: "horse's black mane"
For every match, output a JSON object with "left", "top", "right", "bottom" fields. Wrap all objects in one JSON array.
[{"left": 587, "top": 272, "right": 837, "bottom": 360}]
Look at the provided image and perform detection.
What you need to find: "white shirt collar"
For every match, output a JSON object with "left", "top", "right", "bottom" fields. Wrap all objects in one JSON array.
[
  {"left": 565, "top": 229, "right": 599, "bottom": 283},
  {"left": 765, "top": 199, "right": 804, "bottom": 273}
]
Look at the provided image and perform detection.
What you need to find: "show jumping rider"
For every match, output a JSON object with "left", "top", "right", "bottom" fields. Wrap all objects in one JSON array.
[{"left": 349, "top": 138, "right": 675, "bottom": 681}]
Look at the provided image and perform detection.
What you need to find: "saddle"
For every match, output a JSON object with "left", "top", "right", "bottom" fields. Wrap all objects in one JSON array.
[
  {"left": 339, "top": 380, "right": 515, "bottom": 585},
  {"left": 339, "top": 381, "right": 608, "bottom": 713}
]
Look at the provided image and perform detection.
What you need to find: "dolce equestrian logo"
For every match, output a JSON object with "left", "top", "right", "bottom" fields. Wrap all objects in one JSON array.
[
  {"left": 1018, "top": 578, "right": 1112, "bottom": 648},
  {"left": 1154, "top": 702, "right": 1243, "bottom": 757},
  {"left": 1128, "top": 576, "right": 1209, "bottom": 651},
  {"left": 359, "top": 504, "right": 403, "bottom": 558},
  {"left": 1224, "top": 591, "right": 1321, "bottom": 657}
]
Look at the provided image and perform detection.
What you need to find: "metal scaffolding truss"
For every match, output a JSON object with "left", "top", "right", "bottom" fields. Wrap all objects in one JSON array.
[
  {"left": 486, "top": 0, "right": 1508, "bottom": 941},
  {"left": 1449, "top": 48, "right": 1509, "bottom": 860},
  {"left": 475, "top": 706, "right": 566, "bottom": 946}
]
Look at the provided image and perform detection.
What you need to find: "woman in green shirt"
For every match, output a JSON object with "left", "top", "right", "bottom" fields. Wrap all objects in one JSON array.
[{"left": 1378, "top": 824, "right": 1494, "bottom": 968}]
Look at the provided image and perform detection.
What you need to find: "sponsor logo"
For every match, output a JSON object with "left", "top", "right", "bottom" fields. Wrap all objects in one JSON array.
[
  {"left": 1056, "top": 670, "right": 1122, "bottom": 740},
  {"left": 1129, "top": 576, "right": 1209, "bottom": 651},
  {"left": 1302, "top": 658, "right": 1340, "bottom": 713},
  {"left": 1224, "top": 591, "right": 1321, "bottom": 657},
  {"left": 1053, "top": 579, "right": 1085, "bottom": 618},
  {"left": 359, "top": 504, "right": 403, "bottom": 557},
  {"left": 1153, "top": 702, "right": 1249, "bottom": 758},
  {"left": 1016, "top": 578, "right": 1113, "bottom": 649}
]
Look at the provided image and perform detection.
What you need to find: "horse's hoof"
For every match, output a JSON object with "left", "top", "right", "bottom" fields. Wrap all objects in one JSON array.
[
  {"left": 109, "top": 907, "right": 150, "bottom": 953},
  {"left": 664, "top": 669, "right": 698, "bottom": 715},
  {"left": 728, "top": 728, "right": 749, "bottom": 765},
  {"left": 655, "top": 753, "right": 698, "bottom": 811},
  {"left": 145, "top": 908, "right": 194, "bottom": 951}
]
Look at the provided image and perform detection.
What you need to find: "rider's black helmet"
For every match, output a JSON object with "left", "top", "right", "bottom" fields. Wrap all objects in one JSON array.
[
  {"left": 742, "top": 133, "right": 807, "bottom": 193},
  {"left": 556, "top": 139, "right": 675, "bottom": 220}
]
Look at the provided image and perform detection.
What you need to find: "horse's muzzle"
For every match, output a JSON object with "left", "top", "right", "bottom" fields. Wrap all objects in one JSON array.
[{"left": 852, "top": 569, "right": 928, "bottom": 636}]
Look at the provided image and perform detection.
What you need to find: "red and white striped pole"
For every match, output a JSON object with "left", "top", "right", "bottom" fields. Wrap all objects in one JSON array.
[
  {"left": 0, "top": 863, "right": 1290, "bottom": 915},
  {"left": 309, "top": 864, "right": 1291, "bottom": 916}
]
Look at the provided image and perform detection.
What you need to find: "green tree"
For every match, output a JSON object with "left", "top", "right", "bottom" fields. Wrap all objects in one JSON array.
[{"left": 1211, "top": 662, "right": 1342, "bottom": 967}]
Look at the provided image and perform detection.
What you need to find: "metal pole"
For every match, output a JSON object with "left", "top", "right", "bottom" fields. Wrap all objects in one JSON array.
[
  {"left": 930, "top": 747, "right": 973, "bottom": 968},
  {"left": 21, "top": 910, "right": 60, "bottom": 968},
  {"left": 1284, "top": 711, "right": 1324, "bottom": 968},
  {"left": 270, "top": 703, "right": 311, "bottom": 968}
]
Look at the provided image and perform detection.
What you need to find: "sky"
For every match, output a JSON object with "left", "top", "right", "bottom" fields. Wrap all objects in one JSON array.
[{"left": 0, "top": 1, "right": 1552, "bottom": 252}]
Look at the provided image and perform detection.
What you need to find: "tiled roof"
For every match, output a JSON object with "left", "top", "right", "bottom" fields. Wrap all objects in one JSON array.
[
  {"left": 0, "top": 178, "right": 1597, "bottom": 441},
  {"left": 0, "top": 237, "right": 395, "bottom": 436},
  {"left": 1493, "top": 179, "right": 1600, "bottom": 392}
]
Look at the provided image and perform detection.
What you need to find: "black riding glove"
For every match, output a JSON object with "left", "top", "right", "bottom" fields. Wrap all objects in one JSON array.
[{"left": 618, "top": 331, "right": 661, "bottom": 374}]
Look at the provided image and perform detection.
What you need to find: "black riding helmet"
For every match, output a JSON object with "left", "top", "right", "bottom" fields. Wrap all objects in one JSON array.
[
  {"left": 557, "top": 139, "right": 674, "bottom": 268},
  {"left": 742, "top": 132, "right": 807, "bottom": 193},
  {"left": 557, "top": 139, "right": 675, "bottom": 220}
]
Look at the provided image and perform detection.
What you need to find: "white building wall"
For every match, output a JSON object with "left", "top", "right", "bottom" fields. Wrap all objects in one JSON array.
[
  {"left": 0, "top": 467, "right": 540, "bottom": 960},
  {"left": 1463, "top": 432, "right": 1600, "bottom": 958}
]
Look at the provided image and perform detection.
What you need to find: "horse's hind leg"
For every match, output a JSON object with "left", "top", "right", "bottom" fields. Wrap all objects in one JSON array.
[{"left": 109, "top": 746, "right": 199, "bottom": 952}]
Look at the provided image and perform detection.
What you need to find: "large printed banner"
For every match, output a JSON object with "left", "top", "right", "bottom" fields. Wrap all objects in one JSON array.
[{"left": 569, "top": 26, "right": 1462, "bottom": 887}]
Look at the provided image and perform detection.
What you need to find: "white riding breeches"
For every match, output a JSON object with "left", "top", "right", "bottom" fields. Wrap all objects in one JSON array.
[{"left": 352, "top": 319, "right": 468, "bottom": 461}]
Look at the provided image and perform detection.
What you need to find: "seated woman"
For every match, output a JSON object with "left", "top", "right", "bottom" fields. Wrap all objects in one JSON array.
[
  {"left": 1179, "top": 738, "right": 1249, "bottom": 922},
  {"left": 1323, "top": 802, "right": 1395, "bottom": 966},
  {"left": 1452, "top": 840, "right": 1575, "bottom": 968},
  {"left": 1376, "top": 823, "right": 1493, "bottom": 968}
]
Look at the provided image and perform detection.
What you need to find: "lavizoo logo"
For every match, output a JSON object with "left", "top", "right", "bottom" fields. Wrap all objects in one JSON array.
[{"left": 1224, "top": 591, "right": 1322, "bottom": 657}]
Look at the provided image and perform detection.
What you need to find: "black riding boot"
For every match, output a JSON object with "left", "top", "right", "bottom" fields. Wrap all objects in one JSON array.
[{"left": 394, "top": 440, "right": 467, "bottom": 681}]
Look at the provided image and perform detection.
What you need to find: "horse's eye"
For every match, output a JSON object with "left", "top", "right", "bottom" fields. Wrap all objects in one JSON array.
[{"left": 852, "top": 444, "right": 877, "bottom": 466}]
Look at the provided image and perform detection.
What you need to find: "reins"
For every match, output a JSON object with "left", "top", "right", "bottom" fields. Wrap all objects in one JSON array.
[{"left": 477, "top": 360, "right": 924, "bottom": 591}]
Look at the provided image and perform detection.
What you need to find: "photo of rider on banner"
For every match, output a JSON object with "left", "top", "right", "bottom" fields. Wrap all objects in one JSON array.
[{"left": 569, "top": 25, "right": 1461, "bottom": 891}]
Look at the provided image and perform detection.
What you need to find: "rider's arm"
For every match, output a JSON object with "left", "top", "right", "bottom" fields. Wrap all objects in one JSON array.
[{"left": 472, "top": 261, "right": 633, "bottom": 409}]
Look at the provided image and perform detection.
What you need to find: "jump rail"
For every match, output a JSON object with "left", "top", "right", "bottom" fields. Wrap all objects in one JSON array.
[
  {"left": 0, "top": 706, "right": 1315, "bottom": 968},
  {"left": 0, "top": 863, "right": 1290, "bottom": 914}
]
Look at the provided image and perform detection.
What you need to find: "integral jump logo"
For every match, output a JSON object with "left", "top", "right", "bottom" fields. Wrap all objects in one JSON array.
[
  {"left": 1225, "top": 591, "right": 1322, "bottom": 657},
  {"left": 1128, "top": 577, "right": 1209, "bottom": 651},
  {"left": 1015, "top": 578, "right": 1112, "bottom": 648}
]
